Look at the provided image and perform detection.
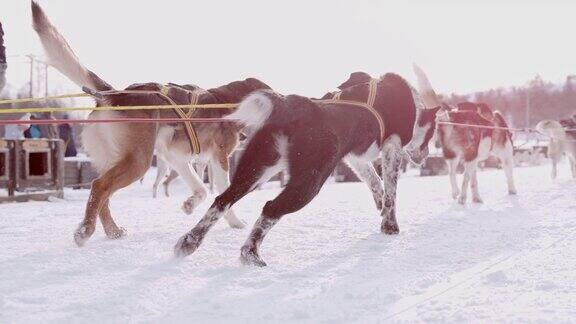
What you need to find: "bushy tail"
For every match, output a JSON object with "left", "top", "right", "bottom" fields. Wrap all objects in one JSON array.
[
  {"left": 227, "top": 91, "right": 276, "bottom": 131},
  {"left": 0, "top": 21, "right": 7, "bottom": 92},
  {"left": 493, "top": 111, "right": 512, "bottom": 137},
  {"left": 31, "top": 1, "right": 112, "bottom": 91},
  {"left": 412, "top": 63, "right": 442, "bottom": 109},
  {"left": 0, "top": 21, "right": 6, "bottom": 64},
  {"left": 228, "top": 91, "right": 316, "bottom": 133},
  {"left": 536, "top": 119, "right": 566, "bottom": 141}
]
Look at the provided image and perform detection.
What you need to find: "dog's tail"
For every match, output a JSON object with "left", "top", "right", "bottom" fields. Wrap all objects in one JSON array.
[
  {"left": 31, "top": 1, "right": 113, "bottom": 91},
  {"left": 227, "top": 91, "right": 275, "bottom": 130},
  {"left": 0, "top": 21, "right": 7, "bottom": 92},
  {"left": 0, "top": 21, "right": 6, "bottom": 64},
  {"left": 536, "top": 119, "right": 566, "bottom": 141},
  {"left": 227, "top": 90, "right": 315, "bottom": 133},
  {"left": 226, "top": 90, "right": 280, "bottom": 132},
  {"left": 493, "top": 111, "right": 511, "bottom": 136}
]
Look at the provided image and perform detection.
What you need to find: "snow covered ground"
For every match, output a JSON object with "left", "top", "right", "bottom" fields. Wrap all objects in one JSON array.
[{"left": 1, "top": 163, "right": 575, "bottom": 323}]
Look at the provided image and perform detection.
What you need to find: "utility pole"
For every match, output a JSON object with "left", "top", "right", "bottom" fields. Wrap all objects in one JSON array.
[
  {"left": 44, "top": 62, "right": 49, "bottom": 97},
  {"left": 27, "top": 54, "right": 34, "bottom": 98}
]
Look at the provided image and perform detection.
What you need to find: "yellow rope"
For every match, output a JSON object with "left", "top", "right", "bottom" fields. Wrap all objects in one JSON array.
[
  {"left": 163, "top": 85, "right": 204, "bottom": 154},
  {"left": 0, "top": 87, "right": 224, "bottom": 154},
  {"left": 0, "top": 93, "right": 91, "bottom": 105},
  {"left": 0, "top": 103, "right": 237, "bottom": 114}
]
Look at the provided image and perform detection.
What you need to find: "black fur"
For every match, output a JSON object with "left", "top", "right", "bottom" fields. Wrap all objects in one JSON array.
[
  {"left": 0, "top": 22, "right": 6, "bottom": 64},
  {"left": 174, "top": 72, "right": 439, "bottom": 265}
]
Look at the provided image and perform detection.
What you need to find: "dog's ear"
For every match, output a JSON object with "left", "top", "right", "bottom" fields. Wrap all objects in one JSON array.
[
  {"left": 337, "top": 72, "right": 372, "bottom": 90},
  {"left": 320, "top": 91, "right": 336, "bottom": 100},
  {"left": 477, "top": 103, "right": 491, "bottom": 112},
  {"left": 430, "top": 106, "right": 442, "bottom": 116},
  {"left": 434, "top": 104, "right": 451, "bottom": 120}
]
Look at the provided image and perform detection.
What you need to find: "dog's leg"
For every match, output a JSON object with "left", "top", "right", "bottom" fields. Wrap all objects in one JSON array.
[
  {"left": 75, "top": 156, "right": 148, "bottom": 246},
  {"left": 470, "top": 163, "right": 483, "bottom": 203},
  {"left": 162, "top": 169, "right": 178, "bottom": 197},
  {"left": 551, "top": 156, "right": 558, "bottom": 179},
  {"left": 502, "top": 151, "right": 517, "bottom": 194},
  {"left": 194, "top": 163, "right": 207, "bottom": 182},
  {"left": 174, "top": 180, "right": 253, "bottom": 258},
  {"left": 164, "top": 155, "right": 207, "bottom": 215},
  {"left": 380, "top": 140, "right": 403, "bottom": 235},
  {"left": 210, "top": 159, "right": 246, "bottom": 229},
  {"left": 175, "top": 137, "right": 282, "bottom": 257},
  {"left": 569, "top": 155, "right": 576, "bottom": 179},
  {"left": 447, "top": 157, "right": 460, "bottom": 199},
  {"left": 240, "top": 160, "right": 337, "bottom": 267},
  {"left": 345, "top": 158, "right": 384, "bottom": 211},
  {"left": 458, "top": 161, "right": 474, "bottom": 205},
  {"left": 99, "top": 199, "right": 126, "bottom": 239},
  {"left": 153, "top": 157, "right": 168, "bottom": 198}
]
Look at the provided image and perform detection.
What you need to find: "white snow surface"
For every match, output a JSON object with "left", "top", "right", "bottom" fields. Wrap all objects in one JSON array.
[{"left": 1, "top": 164, "right": 575, "bottom": 323}]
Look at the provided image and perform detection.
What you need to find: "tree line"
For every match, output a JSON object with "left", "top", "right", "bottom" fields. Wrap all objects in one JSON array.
[{"left": 442, "top": 75, "right": 576, "bottom": 128}]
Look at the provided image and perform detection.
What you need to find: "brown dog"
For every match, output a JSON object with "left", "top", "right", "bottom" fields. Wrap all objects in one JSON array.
[{"left": 32, "top": 1, "right": 270, "bottom": 246}]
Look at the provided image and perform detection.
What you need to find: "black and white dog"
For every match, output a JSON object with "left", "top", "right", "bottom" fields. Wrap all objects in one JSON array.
[
  {"left": 414, "top": 66, "right": 517, "bottom": 204},
  {"left": 174, "top": 72, "right": 440, "bottom": 266}
]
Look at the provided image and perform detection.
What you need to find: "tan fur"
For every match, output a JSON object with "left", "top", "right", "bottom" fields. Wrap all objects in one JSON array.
[
  {"left": 31, "top": 1, "right": 108, "bottom": 91},
  {"left": 32, "top": 2, "right": 247, "bottom": 246}
]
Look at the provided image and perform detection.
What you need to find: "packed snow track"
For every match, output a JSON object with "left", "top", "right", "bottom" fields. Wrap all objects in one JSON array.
[{"left": 1, "top": 164, "right": 575, "bottom": 323}]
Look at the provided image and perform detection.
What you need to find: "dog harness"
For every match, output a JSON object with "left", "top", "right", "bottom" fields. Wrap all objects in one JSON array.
[
  {"left": 159, "top": 85, "right": 205, "bottom": 155},
  {"left": 91, "top": 85, "right": 204, "bottom": 154},
  {"left": 318, "top": 79, "right": 386, "bottom": 143}
]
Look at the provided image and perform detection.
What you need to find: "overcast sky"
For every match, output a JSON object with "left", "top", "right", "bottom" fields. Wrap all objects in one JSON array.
[{"left": 2, "top": 0, "right": 575, "bottom": 96}]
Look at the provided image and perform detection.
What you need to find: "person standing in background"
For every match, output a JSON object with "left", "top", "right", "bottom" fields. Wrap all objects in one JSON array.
[
  {"left": 24, "top": 114, "right": 45, "bottom": 139},
  {"left": 35, "top": 112, "right": 60, "bottom": 139},
  {"left": 58, "top": 115, "right": 77, "bottom": 157}
]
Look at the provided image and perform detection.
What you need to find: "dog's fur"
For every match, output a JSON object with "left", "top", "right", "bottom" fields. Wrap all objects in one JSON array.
[
  {"left": 152, "top": 161, "right": 208, "bottom": 198},
  {"left": 174, "top": 71, "right": 441, "bottom": 266},
  {"left": 0, "top": 21, "right": 7, "bottom": 92},
  {"left": 152, "top": 157, "right": 180, "bottom": 198},
  {"left": 536, "top": 116, "right": 576, "bottom": 179},
  {"left": 414, "top": 66, "right": 517, "bottom": 204},
  {"left": 32, "top": 1, "right": 270, "bottom": 245}
]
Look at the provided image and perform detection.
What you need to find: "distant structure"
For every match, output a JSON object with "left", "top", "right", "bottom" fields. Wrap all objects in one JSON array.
[{"left": 24, "top": 55, "right": 49, "bottom": 99}]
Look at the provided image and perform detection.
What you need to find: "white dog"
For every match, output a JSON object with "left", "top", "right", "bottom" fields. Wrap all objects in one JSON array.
[{"left": 536, "top": 116, "right": 576, "bottom": 179}]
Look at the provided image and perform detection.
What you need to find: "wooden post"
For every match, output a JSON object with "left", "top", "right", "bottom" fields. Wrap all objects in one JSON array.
[
  {"left": 2, "top": 140, "right": 16, "bottom": 197},
  {"left": 53, "top": 140, "right": 65, "bottom": 198}
]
